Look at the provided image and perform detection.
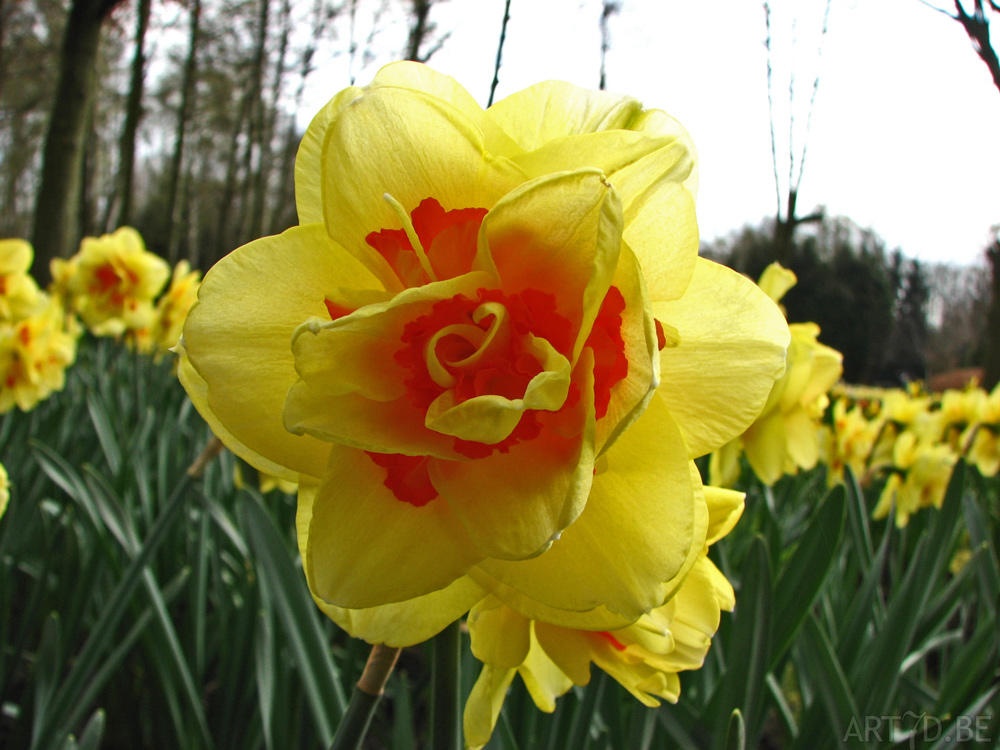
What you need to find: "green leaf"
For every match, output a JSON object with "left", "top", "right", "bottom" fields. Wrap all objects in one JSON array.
[
  {"left": 29, "top": 470, "right": 192, "bottom": 750},
  {"left": 798, "top": 614, "right": 864, "bottom": 750},
  {"left": 770, "top": 486, "right": 846, "bottom": 669},
  {"left": 32, "top": 614, "right": 62, "bottom": 742},
  {"left": 71, "top": 710, "right": 105, "bottom": 750},
  {"left": 724, "top": 709, "right": 745, "bottom": 750},
  {"left": 86, "top": 392, "right": 122, "bottom": 475},
  {"left": 720, "top": 536, "right": 772, "bottom": 746},
  {"left": 239, "top": 490, "right": 347, "bottom": 745}
]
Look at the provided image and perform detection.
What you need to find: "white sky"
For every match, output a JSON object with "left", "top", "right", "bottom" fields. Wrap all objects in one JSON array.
[{"left": 298, "top": 0, "right": 1000, "bottom": 266}]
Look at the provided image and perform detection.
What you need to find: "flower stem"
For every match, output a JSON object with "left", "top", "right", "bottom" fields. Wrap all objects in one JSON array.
[
  {"left": 430, "top": 619, "right": 463, "bottom": 750},
  {"left": 328, "top": 644, "right": 401, "bottom": 750}
]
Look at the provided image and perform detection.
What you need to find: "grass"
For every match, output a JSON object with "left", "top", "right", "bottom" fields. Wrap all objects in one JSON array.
[{"left": 1, "top": 338, "right": 998, "bottom": 749}]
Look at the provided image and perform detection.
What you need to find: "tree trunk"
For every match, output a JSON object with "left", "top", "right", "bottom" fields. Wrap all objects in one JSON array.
[
  {"left": 113, "top": 0, "right": 151, "bottom": 229},
  {"left": 30, "top": 0, "right": 122, "bottom": 287},
  {"left": 165, "top": 0, "right": 200, "bottom": 264}
]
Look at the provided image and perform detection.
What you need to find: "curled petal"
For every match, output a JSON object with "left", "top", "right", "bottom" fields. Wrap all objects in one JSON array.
[
  {"left": 429, "top": 351, "right": 597, "bottom": 561},
  {"left": 477, "top": 169, "right": 624, "bottom": 364}
]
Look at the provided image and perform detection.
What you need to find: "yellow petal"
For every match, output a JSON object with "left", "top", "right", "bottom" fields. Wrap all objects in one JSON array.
[
  {"left": 594, "top": 243, "right": 658, "bottom": 457},
  {"left": 304, "top": 444, "right": 483, "bottom": 609},
  {"left": 429, "top": 352, "right": 597, "bottom": 561},
  {"left": 296, "top": 480, "right": 485, "bottom": 646},
  {"left": 532, "top": 622, "right": 593, "bottom": 686},
  {"left": 487, "top": 80, "right": 643, "bottom": 151},
  {"left": 519, "top": 627, "right": 575, "bottom": 712},
  {"left": 180, "top": 224, "right": 378, "bottom": 479},
  {"left": 654, "top": 258, "right": 790, "bottom": 458},
  {"left": 477, "top": 169, "right": 623, "bottom": 364},
  {"left": 475, "top": 393, "right": 699, "bottom": 621},
  {"left": 704, "top": 486, "right": 745, "bottom": 546},
  {"left": 295, "top": 85, "right": 363, "bottom": 225},
  {"left": 742, "top": 407, "right": 787, "bottom": 486},
  {"left": 468, "top": 597, "right": 531, "bottom": 668},
  {"left": 463, "top": 665, "right": 517, "bottom": 750},
  {"left": 0, "top": 238, "right": 33, "bottom": 275},
  {"left": 784, "top": 408, "right": 820, "bottom": 471},
  {"left": 321, "top": 86, "right": 525, "bottom": 289}
]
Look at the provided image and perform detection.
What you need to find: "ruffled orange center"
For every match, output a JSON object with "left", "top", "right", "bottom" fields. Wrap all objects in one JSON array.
[
  {"left": 346, "top": 197, "right": 633, "bottom": 506},
  {"left": 91, "top": 262, "right": 139, "bottom": 306},
  {"left": 395, "top": 287, "right": 568, "bottom": 459}
]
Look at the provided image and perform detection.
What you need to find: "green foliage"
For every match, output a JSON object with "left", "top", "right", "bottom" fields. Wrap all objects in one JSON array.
[{"left": 1, "top": 339, "right": 998, "bottom": 749}]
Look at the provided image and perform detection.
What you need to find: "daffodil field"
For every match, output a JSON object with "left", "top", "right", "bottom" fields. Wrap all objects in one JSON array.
[{"left": 2, "top": 64, "right": 1000, "bottom": 750}]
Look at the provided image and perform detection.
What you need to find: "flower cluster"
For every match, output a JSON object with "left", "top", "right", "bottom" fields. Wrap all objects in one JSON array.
[
  {"left": 710, "top": 263, "right": 843, "bottom": 487},
  {"left": 826, "top": 380, "right": 999, "bottom": 526},
  {"left": 177, "top": 63, "right": 790, "bottom": 742},
  {"left": 0, "top": 239, "right": 78, "bottom": 414}
]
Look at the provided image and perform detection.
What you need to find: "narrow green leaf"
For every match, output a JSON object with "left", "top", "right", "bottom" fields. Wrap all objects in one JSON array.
[
  {"left": 255, "top": 609, "right": 276, "bottom": 750},
  {"left": 720, "top": 536, "right": 772, "bottom": 747},
  {"left": 86, "top": 392, "right": 122, "bottom": 475},
  {"left": 239, "top": 491, "right": 346, "bottom": 745},
  {"left": 770, "top": 487, "right": 846, "bottom": 669},
  {"left": 564, "top": 671, "right": 606, "bottom": 750},
  {"left": 32, "top": 614, "right": 62, "bottom": 742},
  {"left": 29, "top": 471, "right": 192, "bottom": 750},
  {"left": 724, "top": 709, "right": 745, "bottom": 750},
  {"left": 72, "top": 710, "right": 105, "bottom": 750},
  {"left": 799, "top": 614, "right": 863, "bottom": 750},
  {"left": 962, "top": 490, "right": 1000, "bottom": 617},
  {"left": 843, "top": 467, "right": 873, "bottom": 568}
]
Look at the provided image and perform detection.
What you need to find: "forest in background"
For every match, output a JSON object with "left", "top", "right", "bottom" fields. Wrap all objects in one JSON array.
[{"left": 1, "top": 0, "right": 997, "bottom": 388}]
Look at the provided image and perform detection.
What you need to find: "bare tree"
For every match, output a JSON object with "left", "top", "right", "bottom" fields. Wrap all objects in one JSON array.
[
  {"left": 404, "top": 0, "right": 449, "bottom": 63},
  {"left": 764, "top": 0, "right": 830, "bottom": 265},
  {"left": 922, "top": 0, "right": 1000, "bottom": 93}
]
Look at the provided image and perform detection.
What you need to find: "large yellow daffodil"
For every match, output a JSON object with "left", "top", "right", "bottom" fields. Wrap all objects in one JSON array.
[{"left": 178, "top": 63, "right": 789, "bottom": 645}]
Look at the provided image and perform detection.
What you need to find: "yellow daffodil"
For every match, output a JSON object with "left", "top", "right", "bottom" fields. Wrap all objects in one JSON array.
[
  {"left": 151, "top": 260, "right": 201, "bottom": 355},
  {"left": 0, "top": 294, "right": 78, "bottom": 414},
  {"left": 0, "top": 239, "right": 43, "bottom": 322},
  {"left": 0, "top": 461, "right": 8, "bottom": 519},
  {"left": 873, "top": 430, "right": 957, "bottom": 527},
  {"left": 966, "top": 382, "right": 1000, "bottom": 476},
  {"left": 179, "top": 62, "right": 788, "bottom": 645},
  {"left": 66, "top": 227, "right": 169, "bottom": 337},
  {"left": 463, "top": 487, "right": 743, "bottom": 749},
  {"left": 822, "top": 396, "right": 879, "bottom": 486}
]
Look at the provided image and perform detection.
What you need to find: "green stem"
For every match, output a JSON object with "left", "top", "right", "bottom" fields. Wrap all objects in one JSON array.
[
  {"left": 430, "top": 618, "right": 462, "bottom": 750},
  {"left": 329, "top": 644, "right": 401, "bottom": 750}
]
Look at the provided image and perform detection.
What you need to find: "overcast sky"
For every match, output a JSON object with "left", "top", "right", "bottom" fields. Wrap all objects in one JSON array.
[{"left": 298, "top": 0, "right": 1000, "bottom": 266}]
